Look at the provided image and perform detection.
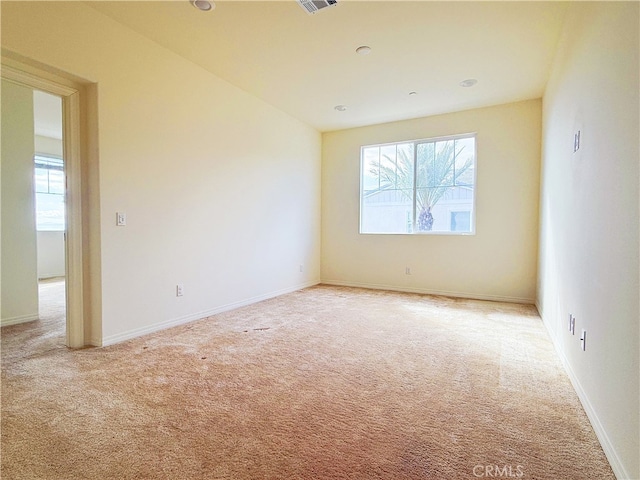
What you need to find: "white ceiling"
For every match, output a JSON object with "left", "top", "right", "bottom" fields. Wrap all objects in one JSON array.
[{"left": 89, "top": 1, "right": 568, "bottom": 132}]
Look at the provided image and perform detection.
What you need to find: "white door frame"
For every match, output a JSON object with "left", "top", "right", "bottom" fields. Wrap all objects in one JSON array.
[{"left": 2, "top": 62, "right": 87, "bottom": 348}]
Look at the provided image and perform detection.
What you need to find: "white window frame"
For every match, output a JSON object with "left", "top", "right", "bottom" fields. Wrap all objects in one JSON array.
[{"left": 359, "top": 133, "right": 477, "bottom": 236}]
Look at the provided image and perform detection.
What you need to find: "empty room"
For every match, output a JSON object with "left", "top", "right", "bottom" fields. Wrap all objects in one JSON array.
[{"left": 1, "top": 1, "right": 638, "bottom": 479}]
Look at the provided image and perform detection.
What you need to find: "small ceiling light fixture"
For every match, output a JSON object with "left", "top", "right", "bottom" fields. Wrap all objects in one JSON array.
[
  {"left": 334, "top": 105, "right": 347, "bottom": 112},
  {"left": 460, "top": 78, "right": 478, "bottom": 88},
  {"left": 356, "top": 46, "right": 372, "bottom": 55},
  {"left": 409, "top": 91, "right": 418, "bottom": 96},
  {"left": 191, "top": 0, "right": 214, "bottom": 11}
]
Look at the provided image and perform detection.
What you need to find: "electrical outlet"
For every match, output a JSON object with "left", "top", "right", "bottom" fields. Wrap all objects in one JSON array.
[
  {"left": 116, "top": 212, "right": 126, "bottom": 226},
  {"left": 405, "top": 267, "right": 411, "bottom": 275},
  {"left": 176, "top": 284, "right": 184, "bottom": 297},
  {"left": 580, "top": 329, "right": 587, "bottom": 351},
  {"left": 299, "top": 264, "right": 303, "bottom": 273}
]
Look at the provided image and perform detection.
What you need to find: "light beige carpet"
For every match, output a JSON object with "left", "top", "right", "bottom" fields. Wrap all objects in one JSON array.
[{"left": 1, "top": 285, "right": 614, "bottom": 479}]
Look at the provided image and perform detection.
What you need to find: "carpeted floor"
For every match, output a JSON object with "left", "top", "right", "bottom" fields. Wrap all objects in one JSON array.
[{"left": 1, "top": 284, "right": 614, "bottom": 479}]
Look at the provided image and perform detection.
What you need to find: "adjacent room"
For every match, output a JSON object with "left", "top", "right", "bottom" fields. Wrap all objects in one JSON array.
[{"left": 1, "top": 1, "right": 638, "bottom": 479}]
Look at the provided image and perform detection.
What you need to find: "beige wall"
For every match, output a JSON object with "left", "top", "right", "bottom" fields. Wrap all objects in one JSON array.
[
  {"left": 322, "top": 100, "right": 541, "bottom": 303},
  {"left": 1, "top": 2, "right": 322, "bottom": 344},
  {"left": 538, "top": 3, "right": 639, "bottom": 478},
  {"left": 37, "top": 232, "right": 65, "bottom": 279},
  {"left": 1, "top": 79, "right": 39, "bottom": 325},
  {"left": 34, "top": 135, "right": 63, "bottom": 157}
]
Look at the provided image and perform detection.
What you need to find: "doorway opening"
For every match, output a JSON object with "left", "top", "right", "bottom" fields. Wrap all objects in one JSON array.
[
  {"left": 33, "top": 90, "right": 67, "bottom": 339},
  {"left": 1, "top": 55, "right": 101, "bottom": 348}
]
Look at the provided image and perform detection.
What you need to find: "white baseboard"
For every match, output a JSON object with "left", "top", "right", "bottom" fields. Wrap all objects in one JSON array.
[
  {"left": 102, "top": 280, "right": 320, "bottom": 347},
  {"left": 321, "top": 279, "right": 535, "bottom": 305},
  {"left": 536, "top": 301, "right": 630, "bottom": 480},
  {"left": 1, "top": 313, "right": 39, "bottom": 327}
]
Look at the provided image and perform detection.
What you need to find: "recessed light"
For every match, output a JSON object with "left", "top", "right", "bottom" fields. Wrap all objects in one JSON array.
[
  {"left": 191, "top": 0, "right": 214, "bottom": 11},
  {"left": 334, "top": 105, "right": 347, "bottom": 112},
  {"left": 356, "top": 46, "right": 372, "bottom": 55},
  {"left": 460, "top": 78, "right": 477, "bottom": 88}
]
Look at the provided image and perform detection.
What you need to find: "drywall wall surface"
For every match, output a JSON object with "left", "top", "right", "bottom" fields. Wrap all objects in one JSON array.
[
  {"left": 37, "top": 231, "right": 65, "bottom": 279},
  {"left": 1, "top": 79, "right": 39, "bottom": 325},
  {"left": 322, "top": 100, "right": 541, "bottom": 303},
  {"left": 34, "top": 135, "right": 63, "bottom": 157},
  {"left": 538, "top": 3, "right": 639, "bottom": 478},
  {"left": 2, "top": 2, "right": 321, "bottom": 343}
]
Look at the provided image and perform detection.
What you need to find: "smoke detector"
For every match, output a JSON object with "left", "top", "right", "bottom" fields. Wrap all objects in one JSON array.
[{"left": 297, "top": 0, "right": 338, "bottom": 15}]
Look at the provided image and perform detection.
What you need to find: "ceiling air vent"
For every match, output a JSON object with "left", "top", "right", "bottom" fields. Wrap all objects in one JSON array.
[{"left": 297, "top": 0, "right": 338, "bottom": 15}]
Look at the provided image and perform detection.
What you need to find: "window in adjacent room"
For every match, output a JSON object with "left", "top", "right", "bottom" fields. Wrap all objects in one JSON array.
[
  {"left": 360, "top": 134, "right": 476, "bottom": 235},
  {"left": 34, "top": 154, "right": 65, "bottom": 231}
]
